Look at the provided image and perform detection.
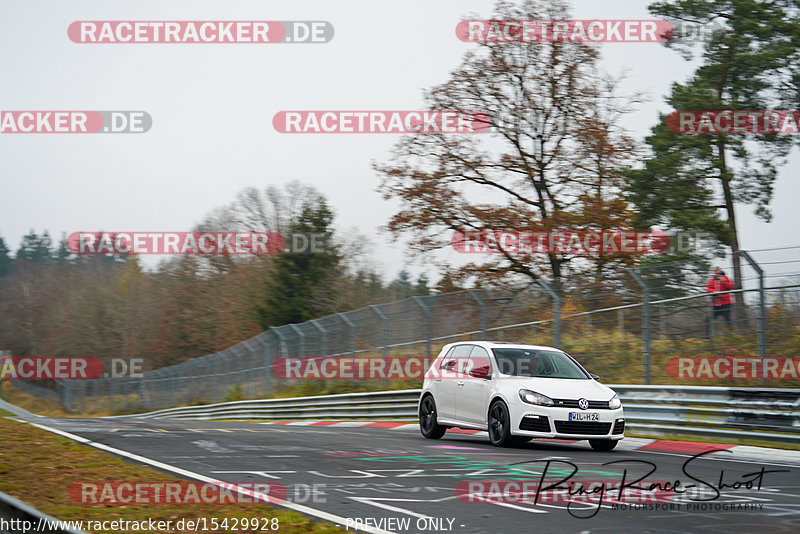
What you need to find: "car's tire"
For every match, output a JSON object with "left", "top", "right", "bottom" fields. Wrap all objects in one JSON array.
[
  {"left": 488, "top": 400, "right": 513, "bottom": 447},
  {"left": 419, "top": 395, "right": 446, "bottom": 439},
  {"left": 511, "top": 436, "right": 533, "bottom": 444},
  {"left": 589, "top": 439, "right": 618, "bottom": 452}
]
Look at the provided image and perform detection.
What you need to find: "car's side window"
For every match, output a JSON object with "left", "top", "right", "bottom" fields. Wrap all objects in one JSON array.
[
  {"left": 467, "top": 346, "right": 492, "bottom": 378},
  {"left": 438, "top": 346, "right": 456, "bottom": 370},
  {"left": 443, "top": 344, "right": 473, "bottom": 373}
]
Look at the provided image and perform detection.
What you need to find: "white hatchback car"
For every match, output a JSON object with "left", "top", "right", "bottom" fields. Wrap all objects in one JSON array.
[{"left": 418, "top": 341, "right": 624, "bottom": 451}]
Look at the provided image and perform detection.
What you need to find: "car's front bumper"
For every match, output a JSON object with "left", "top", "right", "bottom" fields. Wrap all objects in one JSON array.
[{"left": 509, "top": 404, "right": 625, "bottom": 440}]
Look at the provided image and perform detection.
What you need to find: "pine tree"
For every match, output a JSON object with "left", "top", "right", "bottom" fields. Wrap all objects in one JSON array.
[
  {"left": 0, "top": 235, "right": 12, "bottom": 276},
  {"left": 257, "top": 199, "right": 342, "bottom": 327}
]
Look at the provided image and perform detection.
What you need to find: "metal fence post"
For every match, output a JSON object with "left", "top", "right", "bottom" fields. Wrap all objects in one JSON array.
[
  {"left": 171, "top": 361, "right": 184, "bottom": 405},
  {"left": 229, "top": 346, "right": 245, "bottom": 394},
  {"left": 736, "top": 250, "right": 766, "bottom": 386},
  {"left": 108, "top": 376, "right": 118, "bottom": 412},
  {"left": 413, "top": 296, "right": 432, "bottom": 360},
  {"left": 467, "top": 289, "right": 488, "bottom": 339},
  {"left": 338, "top": 313, "right": 356, "bottom": 362},
  {"left": 310, "top": 319, "right": 327, "bottom": 357},
  {"left": 370, "top": 304, "right": 390, "bottom": 385},
  {"left": 242, "top": 340, "right": 258, "bottom": 397},
  {"left": 370, "top": 305, "right": 389, "bottom": 360},
  {"left": 626, "top": 268, "right": 651, "bottom": 385},
  {"left": 289, "top": 324, "right": 305, "bottom": 358},
  {"left": 139, "top": 372, "right": 150, "bottom": 410},
  {"left": 58, "top": 380, "right": 70, "bottom": 412},
  {"left": 270, "top": 327, "right": 289, "bottom": 359},
  {"left": 218, "top": 352, "right": 231, "bottom": 401},
  {"left": 256, "top": 333, "right": 274, "bottom": 391},
  {"left": 152, "top": 369, "right": 163, "bottom": 409},
  {"left": 535, "top": 279, "right": 561, "bottom": 346}
]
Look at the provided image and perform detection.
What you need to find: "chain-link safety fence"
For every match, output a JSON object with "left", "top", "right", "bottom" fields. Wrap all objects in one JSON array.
[{"left": 5, "top": 247, "right": 800, "bottom": 413}]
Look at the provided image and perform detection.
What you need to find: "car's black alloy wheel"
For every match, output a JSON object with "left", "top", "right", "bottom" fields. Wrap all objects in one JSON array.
[
  {"left": 419, "top": 395, "right": 446, "bottom": 439},
  {"left": 488, "top": 400, "right": 513, "bottom": 446}
]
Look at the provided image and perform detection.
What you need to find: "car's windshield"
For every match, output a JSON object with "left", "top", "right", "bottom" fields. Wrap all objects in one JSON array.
[{"left": 491, "top": 348, "right": 589, "bottom": 379}]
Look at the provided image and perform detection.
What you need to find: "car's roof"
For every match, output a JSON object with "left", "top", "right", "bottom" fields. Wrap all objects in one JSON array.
[{"left": 442, "top": 340, "right": 560, "bottom": 352}]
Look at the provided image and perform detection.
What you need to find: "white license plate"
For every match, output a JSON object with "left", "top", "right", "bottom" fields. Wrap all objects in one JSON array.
[{"left": 568, "top": 412, "right": 599, "bottom": 421}]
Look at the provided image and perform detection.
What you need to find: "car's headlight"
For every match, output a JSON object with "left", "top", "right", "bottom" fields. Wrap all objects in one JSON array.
[
  {"left": 608, "top": 394, "right": 621, "bottom": 409},
  {"left": 519, "top": 389, "right": 554, "bottom": 406}
]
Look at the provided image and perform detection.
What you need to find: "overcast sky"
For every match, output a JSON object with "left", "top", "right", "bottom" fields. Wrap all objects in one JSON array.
[{"left": 1, "top": 0, "right": 797, "bottom": 284}]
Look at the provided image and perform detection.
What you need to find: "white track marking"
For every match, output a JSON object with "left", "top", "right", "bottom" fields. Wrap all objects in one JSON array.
[
  {"left": 23, "top": 420, "right": 396, "bottom": 534},
  {"left": 348, "top": 494, "right": 461, "bottom": 520}
]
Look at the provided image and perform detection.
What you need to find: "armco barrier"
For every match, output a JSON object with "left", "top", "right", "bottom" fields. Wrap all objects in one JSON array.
[
  {"left": 116, "top": 389, "right": 422, "bottom": 421},
  {"left": 115, "top": 385, "right": 800, "bottom": 445},
  {"left": 0, "top": 490, "right": 86, "bottom": 534}
]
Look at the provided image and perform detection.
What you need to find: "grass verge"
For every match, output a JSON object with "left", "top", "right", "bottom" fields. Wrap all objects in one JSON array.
[
  {"left": 625, "top": 430, "right": 800, "bottom": 451},
  {"left": 0, "top": 380, "right": 78, "bottom": 417},
  {"left": 0, "top": 416, "right": 345, "bottom": 534}
]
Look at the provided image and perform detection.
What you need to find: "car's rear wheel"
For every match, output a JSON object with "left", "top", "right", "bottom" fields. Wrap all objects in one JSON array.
[
  {"left": 488, "top": 400, "right": 513, "bottom": 447},
  {"left": 589, "top": 439, "right": 618, "bottom": 452},
  {"left": 419, "top": 395, "right": 446, "bottom": 439}
]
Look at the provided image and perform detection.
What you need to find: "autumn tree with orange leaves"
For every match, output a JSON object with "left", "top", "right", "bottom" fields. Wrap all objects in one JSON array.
[{"left": 376, "top": 0, "right": 640, "bottom": 287}]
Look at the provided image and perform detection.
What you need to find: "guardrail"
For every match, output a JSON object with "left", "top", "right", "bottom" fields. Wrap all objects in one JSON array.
[
  {"left": 116, "top": 389, "right": 421, "bottom": 422},
  {"left": 0, "top": 490, "right": 87, "bottom": 534},
  {"left": 115, "top": 386, "right": 800, "bottom": 445}
]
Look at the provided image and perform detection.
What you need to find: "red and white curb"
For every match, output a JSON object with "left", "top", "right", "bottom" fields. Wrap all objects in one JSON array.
[{"left": 259, "top": 420, "right": 800, "bottom": 465}]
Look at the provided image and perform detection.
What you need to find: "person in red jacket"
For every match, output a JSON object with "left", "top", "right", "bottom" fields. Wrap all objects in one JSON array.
[{"left": 706, "top": 266, "right": 734, "bottom": 327}]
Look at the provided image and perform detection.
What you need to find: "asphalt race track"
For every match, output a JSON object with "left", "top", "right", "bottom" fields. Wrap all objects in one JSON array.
[{"left": 16, "top": 414, "right": 800, "bottom": 534}]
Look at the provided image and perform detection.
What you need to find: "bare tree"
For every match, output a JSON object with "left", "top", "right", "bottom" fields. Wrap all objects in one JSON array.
[{"left": 376, "top": 0, "right": 640, "bottom": 287}]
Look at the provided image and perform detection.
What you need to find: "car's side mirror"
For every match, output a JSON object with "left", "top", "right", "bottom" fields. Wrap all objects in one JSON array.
[
  {"left": 590, "top": 373, "right": 600, "bottom": 380},
  {"left": 470, "top": 366, "right": 491, "bottom": 379}
]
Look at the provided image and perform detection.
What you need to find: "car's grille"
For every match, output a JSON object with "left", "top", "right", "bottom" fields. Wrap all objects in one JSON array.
[
  {"left": 612, "top": 419, "right": 625, "bottom": 435},
  {"left": 552, "top": 398, "right": 611, "bottom": 409},
  {"left": 554, "top": 421, "right": 612, "bottom": 435},
  {"left": 519, "top": 415, "right": 550, "bottom": 432}
]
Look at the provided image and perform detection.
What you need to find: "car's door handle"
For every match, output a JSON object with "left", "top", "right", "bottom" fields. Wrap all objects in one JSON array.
[{"left": 457, "top": 381, "right": 464, "bottom": 387}]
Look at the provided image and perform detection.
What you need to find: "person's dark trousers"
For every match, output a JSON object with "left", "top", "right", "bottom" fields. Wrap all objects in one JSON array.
[
  {"left": 706, "top": 304, "right": 732, "bottom": 336},
  {"left": 714, "top": 303, "right": 732, "bottom": 325},
  {"left": 706, "top": 304, "right": 731, "bottom": 337}
]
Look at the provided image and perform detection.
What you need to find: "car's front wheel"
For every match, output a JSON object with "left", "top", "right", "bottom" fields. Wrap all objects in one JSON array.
[
  {"left": 488, "top": 400, "right": 513, "bottom": 447},
  {"left": 589, "top": 439, "right": 618, "bottom": 452},
  {"left": 419, "top": 395, "right": 446, "bottom": 439}
]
